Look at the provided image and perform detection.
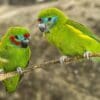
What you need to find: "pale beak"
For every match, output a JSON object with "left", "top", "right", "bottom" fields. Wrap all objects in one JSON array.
[{"left": 38, "top": 23, "right": 46, "bottom": 32}]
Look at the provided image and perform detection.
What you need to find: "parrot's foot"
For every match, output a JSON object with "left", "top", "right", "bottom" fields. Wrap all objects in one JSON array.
[
  {"left": 0, "top": 68, "right": 4, "bottom": 74},
  {"left": 17, "top": 67, "right": 23, "bottom": 75},
  {"left": 59, "top": 56, "right": 68, "bottom": 64},
  {"left": 83, "top": 51, "right": 91, "bottom": 59}
]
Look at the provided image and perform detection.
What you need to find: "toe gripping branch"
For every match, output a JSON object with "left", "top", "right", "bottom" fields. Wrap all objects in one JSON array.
[
  {"left": 17, "top": 67, "right": 23, "bottom": 75},
  {"left": 83, "top": 51, "right": 92, "bottom": 60}
]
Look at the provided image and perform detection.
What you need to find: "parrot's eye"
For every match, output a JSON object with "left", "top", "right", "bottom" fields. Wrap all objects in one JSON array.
[
  {"left": 48, "top": 17, "right": 51, "bottom": 21},
  {"left": 10, "top": 35, "right": 21, "bottom": 46},
  {"left": 15, "top": 35, "right": 19, "bottom": 39}
]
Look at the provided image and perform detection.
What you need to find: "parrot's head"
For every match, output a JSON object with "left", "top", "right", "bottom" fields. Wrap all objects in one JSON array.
[
  {"left": 37, "top": 8, "right": 67, "bottom": 33},
  {"left": 3, "top": 27, "right": 31, "bottom": 48}
]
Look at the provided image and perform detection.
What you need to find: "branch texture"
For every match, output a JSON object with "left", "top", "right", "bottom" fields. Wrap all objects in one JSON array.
[{"left": 0, "top": 53, "right": 100, "bottom": 81}]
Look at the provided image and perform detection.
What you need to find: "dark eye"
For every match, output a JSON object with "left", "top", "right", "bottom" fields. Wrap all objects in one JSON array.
[
  {"left": 48, "top": 17, "right": 51, "bottom": 21},
  {"left": 15, "top": 35, "right": 19, "bottom": 39}
]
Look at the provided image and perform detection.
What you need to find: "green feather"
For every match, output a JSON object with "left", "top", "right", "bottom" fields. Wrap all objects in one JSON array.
[
  {"left": 3, "top": 75, "right": 20, "bottom": 93},
  {"left": 66, "top": 19, "right": 100, "bottom": 42},
  {"left": 38, "top": 8, "right": 100, "bottom": 60},
  {"left": 0, "top": 27, "right": 31, "bottom": 93}
]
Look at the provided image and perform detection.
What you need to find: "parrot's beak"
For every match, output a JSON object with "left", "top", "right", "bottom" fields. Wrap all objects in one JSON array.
[
  {"left": 38, "top": 23, "right": 46, "bottom": 32},
  {"left": 21, "top": 39, "right": 30, "bottom": 48}
]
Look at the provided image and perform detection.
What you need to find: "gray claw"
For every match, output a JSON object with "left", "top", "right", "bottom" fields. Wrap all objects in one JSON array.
[
  {"left": 59, "top": 56, "right": 68, "bottom": 64},
  {"left": 17, "top": 67, "right": 23, "bottom": 75},
  {"left": 83, "top": 51, "right": 91, "bottom": 59}
]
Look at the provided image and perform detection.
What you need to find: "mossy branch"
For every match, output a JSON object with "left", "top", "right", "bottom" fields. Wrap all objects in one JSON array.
[{"left": 0, "top": 53, "right": 100, "bottom": 81}]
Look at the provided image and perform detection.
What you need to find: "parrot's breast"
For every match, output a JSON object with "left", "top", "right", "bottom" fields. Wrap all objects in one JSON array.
[{"left": 0, "top": 46, "right": 30, "bottom": 72}]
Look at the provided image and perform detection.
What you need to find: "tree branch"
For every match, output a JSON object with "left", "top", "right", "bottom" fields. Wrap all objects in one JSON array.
[{"left": 0, "top": 53, "right": 100, "bottom": 81}]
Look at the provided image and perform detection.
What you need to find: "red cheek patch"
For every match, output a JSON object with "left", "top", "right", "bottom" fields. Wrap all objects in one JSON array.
[
  {"left": 24, "top": 33, "right": 30, "bottom": 38},
  {"left": 10, "top": 35, "right": 21, "bottom": 46},
  {"left": 14, "top": 41, "right": 21, "bottom": 46},
  {"left": 10, "top": 35, "right": 15, "bottom": 41}
]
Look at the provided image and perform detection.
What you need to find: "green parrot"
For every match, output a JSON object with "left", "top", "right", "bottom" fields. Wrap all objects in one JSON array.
[
  {"left": 37, "top": 7, "right": 100, "bottom": 61},
  {"left": 0, "top": 27, "right": 31, "bottom": 93}
]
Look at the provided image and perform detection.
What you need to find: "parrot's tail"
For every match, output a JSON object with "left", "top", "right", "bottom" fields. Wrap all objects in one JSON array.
[{"left": 3, "top": 75, "right": 21, "bottom": 93}]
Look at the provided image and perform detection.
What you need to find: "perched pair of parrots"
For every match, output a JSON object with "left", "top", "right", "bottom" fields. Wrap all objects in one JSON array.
[
  {"left": 0, "top": 27, "right": 31, "bottom": 93},
  {"left": 1, "top": 7, "right": 100, "bottom": 93},
  {"left": 37, "top": 8, "right": 100, "bottom": 61}
]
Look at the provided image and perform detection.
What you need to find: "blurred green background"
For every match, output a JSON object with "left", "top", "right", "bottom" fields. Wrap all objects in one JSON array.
[{"left": 0, "top": 0, "right": 100, "bottom": 100}]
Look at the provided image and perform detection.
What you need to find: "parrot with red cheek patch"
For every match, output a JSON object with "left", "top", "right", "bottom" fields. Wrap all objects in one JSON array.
[{"left": 0, "top": 27, "right": 31, "bottom": 93}]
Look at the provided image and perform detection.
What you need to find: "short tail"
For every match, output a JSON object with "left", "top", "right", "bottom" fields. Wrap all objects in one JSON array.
[{"left": 3, "top": 74, "right": 21, "bottom": 93}]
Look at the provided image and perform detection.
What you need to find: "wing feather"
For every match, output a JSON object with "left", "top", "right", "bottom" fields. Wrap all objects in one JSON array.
[{"left": 66, "top": 19, "right": 100, "bottom": 42}]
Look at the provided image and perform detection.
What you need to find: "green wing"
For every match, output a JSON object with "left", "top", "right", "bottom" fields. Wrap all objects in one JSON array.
[{"left": 66, "top": 19, "right": 100, "bottom": 42}]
